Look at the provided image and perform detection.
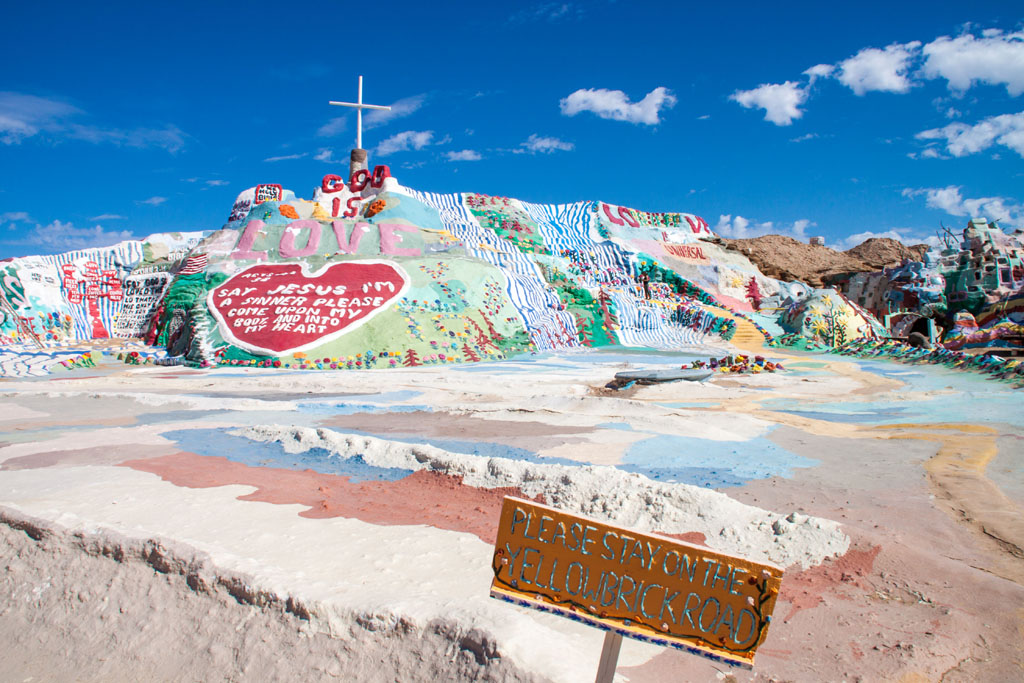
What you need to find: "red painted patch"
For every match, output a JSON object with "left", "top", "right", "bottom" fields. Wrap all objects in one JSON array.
[
  {"left": 662, "top": 531, "right": 708, "bottom": 546},
  {"left": 208, "top": 261, "right": 408, "bottom": 355},
  {"left": 121, "top": 452, "right": 538, "bottom": 544},
  {"left": 779, "top": 544, "right": 881, "bottom": 622},
  {"left": 120, "top": 453, "right": 709, "bottom": 547}
]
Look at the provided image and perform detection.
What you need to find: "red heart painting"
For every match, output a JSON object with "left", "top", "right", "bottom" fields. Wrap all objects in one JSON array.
[{"left": 207, "top": 261, "right": 409, "bottom": 355}]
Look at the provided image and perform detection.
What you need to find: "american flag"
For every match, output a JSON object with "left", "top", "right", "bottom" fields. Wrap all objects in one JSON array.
[{"left": 179, "top": 254, "right": 208, "bottom": 275}]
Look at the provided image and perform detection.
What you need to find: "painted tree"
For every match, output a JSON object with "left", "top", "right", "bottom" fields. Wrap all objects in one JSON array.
[
  {"left": 475, "top": 330, "right": 496, "bottom": 351},
  {"left": 477, "top": 309, "right": 504, "bottom": 341},
  {"left": 746, "top": 277, "right": 763, "bottom": 310},
  {"left": 403, "top": 348, "right": 422, "bottom": 367},
  {"left": 467, "top": 317, "right": 486, "bottom": 337},
  {"left": 461, "top": 342, "right": 481, "bottom": 362},
  {"left": 575, "top": 313, "right": 594, "bottom": 346}
]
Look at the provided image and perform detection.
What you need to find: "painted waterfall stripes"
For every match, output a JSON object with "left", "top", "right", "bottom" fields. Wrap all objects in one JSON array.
[{"left": 407, "top": 192, "right": 715, "bottom": 351}]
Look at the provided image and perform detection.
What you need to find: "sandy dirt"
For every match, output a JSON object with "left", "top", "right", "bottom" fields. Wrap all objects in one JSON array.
[
  {"left": 0, "top": 507, "right": 540, "bottom": 683},
  {"left": 1, "top": 347, "right": 1022, "bottom": 682}
]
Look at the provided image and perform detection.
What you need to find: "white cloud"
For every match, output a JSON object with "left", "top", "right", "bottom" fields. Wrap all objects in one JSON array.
[
  {"left": 64, "top": 124, "right": 187, "bottom": 153},
  {"left": 519, "top": 134, "right": 574, "bottom": 154},
  {"left": 714, "top": 215, "right": 815, "bottom": 240},
  {"left": 837, "top": 41, "right": 921, "bottom": 95},
  {"left": 18, "top": 220, "right": 135, "bottom": 251},
  {"left": 375, "top": 130, "right": 434, "bottom": 156},
  {"left": 137, "top": 196, "right": 167, "bottom": 206},
  {"left": 803, "top": 63, "right": 835, "bottom": 84},
  {"left": 263, "top": 152, "right": 307, "bottom": 162},
  {"left": 0, "top": 211, "right": 31, "bottom": 223},
  {"left": 790, "top": 132, "right": 819, "bottom": 143},
  {"left": 446, "top": 149, "right": 482, "bottom": 161},
  {"left": 904, "top": 185, "right": 1024, "bottom": 230},
  {"left": 916, "top": 111, "right": 1024, "bottom": 157},
  {"left": 205, "top": 180, "right": 228, "bottom": 187},
  {"left": 317, "top": 117, "right": 347, "bottom": 137},
  {"left": 0, "top": 92, "right": 80, "bottom": 143},
  {"left": 509, "top": 3, "right": 582, "bottom": 24},
  {"left": 0, "top": 91, "right": 186, "bottom": 152},
  {"left": 559, "top": 86, "right": 676, "bottom": 125},
  {"left": 314, "top": 148, "right": 337, "bottom": 162},
  {"left": 365, "top": 94, "right": 426, "bottom": 129},
  {"left": 730, "top": 81, "right": 807, "bottom": 126},
  {"left": 87, "top": 213, "right": 125, "bottom": 221},
  {"left": 922, "top": 30, "right": 1024, "bottom": 96}
]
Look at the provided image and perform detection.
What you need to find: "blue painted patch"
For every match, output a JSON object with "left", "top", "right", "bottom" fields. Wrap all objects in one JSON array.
[
  {"left": 161, "top": 428, "right": 414, "bottom": 482},
  {"left": 596, "top": 422, "right": 636, "bottom": 431},
  {"left": 296, "top": 401, "right": 432, "bottom": 415},
  {"left": 622, "top": 431, "right": 816, "bottom": 488},
  {"left": 136, "top": 409, "right": 232, "bottom": 424},
  {"left": 350, "top": 390, "right": 423, "bottom": 402},
  {"left": 450, "top": 349, "right": 721, "bottom": 374},
  {"left": 616, "top": 464, "right": 746, "bottom": 489},
  {"left": 777, "top": 408, "right": 915, "bottom": 424},
  {"left": 763, "top": 361, "right": 1023, "bottom": 427},
  {"left": 449, "top": 359, "right": 576, "bottom": 373}
]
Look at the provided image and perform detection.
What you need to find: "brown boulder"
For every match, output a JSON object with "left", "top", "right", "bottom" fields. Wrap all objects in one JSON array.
[
  {"left": 720, "top": 235, "right": 930, "bottom": 287},
  {"left": 844, "top": 238, "right": 929, "bottom": 270}
]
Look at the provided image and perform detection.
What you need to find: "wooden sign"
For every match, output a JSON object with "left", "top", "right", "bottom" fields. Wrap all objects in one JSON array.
[{"left": 489, "top": 497, "right": 783, "bottom": 669}]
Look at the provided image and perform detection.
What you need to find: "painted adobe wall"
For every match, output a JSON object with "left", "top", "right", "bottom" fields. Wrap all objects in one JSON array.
[{"left": 0, "top": 233, "right": 206, "bottom": 346}]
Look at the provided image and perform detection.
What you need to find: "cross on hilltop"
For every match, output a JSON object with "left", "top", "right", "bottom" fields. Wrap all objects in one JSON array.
[{"left": 329, "top": 75, "right": 392, "bottom": 178}]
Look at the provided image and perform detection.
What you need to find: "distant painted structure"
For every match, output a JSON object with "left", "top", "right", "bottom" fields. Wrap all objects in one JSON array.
[
  {"left": 937, "top": 218, "right": 1024, "bottom": 315},
  {"left": 837, "top": 218, "right": 1024, "bottom": 351}
]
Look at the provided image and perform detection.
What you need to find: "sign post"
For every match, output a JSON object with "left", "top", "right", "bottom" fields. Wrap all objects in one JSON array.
[
  {"left": 489, "top": 497, "right": 784, "bottom": 676},
  {"left": 594, "top": 631, "right": 623, "bottom": 683}
]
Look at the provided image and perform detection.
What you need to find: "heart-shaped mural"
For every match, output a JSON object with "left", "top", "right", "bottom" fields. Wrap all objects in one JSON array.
[{"left": 207, "top": 261, "right": 409, "bottom": 355}]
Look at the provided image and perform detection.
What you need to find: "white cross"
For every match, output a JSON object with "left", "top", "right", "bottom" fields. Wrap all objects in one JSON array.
[{"left": 328, "top": 75, "right": 392, "bottom": 150}]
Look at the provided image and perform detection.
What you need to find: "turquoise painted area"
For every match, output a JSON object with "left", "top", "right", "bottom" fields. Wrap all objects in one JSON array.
[
  {"left": 162, "top": 428, "right": 414, "bottom": 483},
  {"left": 748, "top": 311, "right": 785, "bottom": 337},
  {"left": 378, "top": 192, "right": 446, "bottom": 232},
  {"left": 621, "top": 429, "right": 817, "bottom": 488},
  {"left": 763, "top": 360, "right": 1024, "bottom": 428}
]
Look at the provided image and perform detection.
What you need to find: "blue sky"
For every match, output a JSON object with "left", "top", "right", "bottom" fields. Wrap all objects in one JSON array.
[{"left": 1, "top": 1, "right": 1022, "bottom": 258}]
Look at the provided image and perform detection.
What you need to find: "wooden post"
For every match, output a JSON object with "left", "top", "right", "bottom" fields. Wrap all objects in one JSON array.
[{"left": 594, "top": 630, "right": 622, "bottom": 683}]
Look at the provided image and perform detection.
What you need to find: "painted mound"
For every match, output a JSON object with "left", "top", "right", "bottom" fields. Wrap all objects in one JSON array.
[{"left": 3, "top": 167, "right": 796, "bottom": 372}]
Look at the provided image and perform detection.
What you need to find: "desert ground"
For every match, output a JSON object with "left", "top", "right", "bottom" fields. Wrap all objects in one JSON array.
[{"left": 1, "top": 344, "right": 1022, "bottom": 682}]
